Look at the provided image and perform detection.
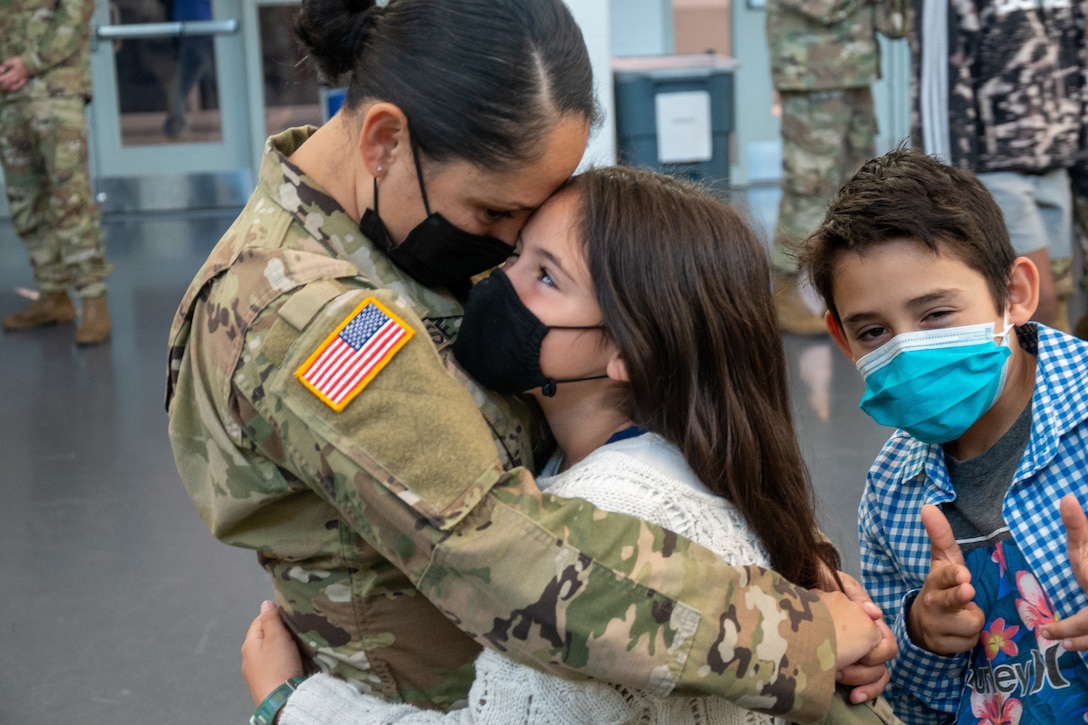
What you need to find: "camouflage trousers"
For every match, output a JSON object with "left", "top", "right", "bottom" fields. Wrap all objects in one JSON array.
[
  {"left": 0, "top": 96, "right": 111, "bottom": 297},
  {"left": 773, "top": 87, "right": 876, "bottom": 276}
]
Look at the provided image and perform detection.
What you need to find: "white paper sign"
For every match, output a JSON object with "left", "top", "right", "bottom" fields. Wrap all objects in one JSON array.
[{"left": 654, "top": 90, "right": 713, "bottom": 164}]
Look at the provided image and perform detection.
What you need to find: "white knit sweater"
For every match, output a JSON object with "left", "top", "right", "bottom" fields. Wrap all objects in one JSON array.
[{"left": 281, "top": 433, "right": 776, "bottom": 725}]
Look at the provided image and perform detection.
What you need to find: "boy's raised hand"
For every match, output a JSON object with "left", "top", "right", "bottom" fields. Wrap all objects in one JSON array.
[
  {"left": 908, "top": 504, "right": 984, "bottom": 655},
  {"left": 1040, "top": 495, "right": 1088, "bottom": 649}
]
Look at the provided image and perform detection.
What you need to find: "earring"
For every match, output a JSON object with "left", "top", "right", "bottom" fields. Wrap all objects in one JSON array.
[{"left": 376, "top": 165, "right": 384, "bottom": 173}]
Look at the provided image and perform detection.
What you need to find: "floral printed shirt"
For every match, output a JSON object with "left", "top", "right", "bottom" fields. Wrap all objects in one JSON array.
[{"left": 956, "top": 539, "right": 1088, "bottom": 724}]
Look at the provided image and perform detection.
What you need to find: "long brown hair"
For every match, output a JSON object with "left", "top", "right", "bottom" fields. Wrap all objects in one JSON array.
[{"left": 569, "top": 167, "right": 839, "bottom": 588}]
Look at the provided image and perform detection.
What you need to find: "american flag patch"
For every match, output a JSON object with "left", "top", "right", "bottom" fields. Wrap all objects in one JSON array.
[{"left": 295, "top": 297, "right": 414, "bottom": 411}]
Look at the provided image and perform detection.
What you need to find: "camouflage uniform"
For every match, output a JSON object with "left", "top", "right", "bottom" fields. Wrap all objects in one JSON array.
[
  {"left": 766, "top": 0, "right": 907, "bottom": 275},
  {"left": 166, "top": 128, "right": 844, "bottom": 720},
  {"left": 0, "top": 0, "right": 111, "bottom": 298}
]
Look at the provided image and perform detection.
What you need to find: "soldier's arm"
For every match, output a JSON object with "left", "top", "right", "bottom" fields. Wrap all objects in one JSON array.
[
  {"left": 234, "top": 285, "right": 840, "bottom": 721},
  {"left": 21, "top": 0, "right": 94, "bottom": 77}
]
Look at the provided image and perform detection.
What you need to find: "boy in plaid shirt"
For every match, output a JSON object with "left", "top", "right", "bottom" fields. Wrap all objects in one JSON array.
[{"left": 800, "top": 147, "right": 1088, "bottom": 724}]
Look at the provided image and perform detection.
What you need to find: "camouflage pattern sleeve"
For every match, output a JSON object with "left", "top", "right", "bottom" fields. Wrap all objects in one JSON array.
[
  {"left": 19, "top": 0, "right": 93, "bottom": 77},
  {"left": 234, "top": 284, "right": 840, "bottom": 721}
]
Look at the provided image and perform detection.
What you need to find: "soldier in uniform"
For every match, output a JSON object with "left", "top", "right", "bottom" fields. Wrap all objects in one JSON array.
[
  {"left": 0, "top": 0, "right": 113, "bottom": 345},
  {"left": 167, "top": 0, "right": 893, "bottom": 720},
  {"left": 765, "top": 0, "right": 907, "bottom": 335}
]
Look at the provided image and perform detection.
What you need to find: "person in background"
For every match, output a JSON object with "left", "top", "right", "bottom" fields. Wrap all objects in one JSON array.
[
  {"left": 0, "top": 0, "right": 113, "bottom": 345},
  {"left": 242, "top": 165, "right": 901, "bottom": 725},
  {"left": 162, "top": 0, "right": 215, "bottom": 139},
  {"left": 167, "top": 0, "right": 891, "bottom": 720},
  {"left": 800, "top": 147, "right": 1088, "bottom": 723},
  {"left": 765, "top": 0, "right": 907, "bottom": 336},
  {"left": 911, "top": 0, "right": 1088, "bottom": 331}
]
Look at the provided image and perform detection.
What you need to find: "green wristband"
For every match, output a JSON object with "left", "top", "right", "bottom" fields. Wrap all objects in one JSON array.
[{"left": 248, "top": 675, "right": 308, "bottom": 725}]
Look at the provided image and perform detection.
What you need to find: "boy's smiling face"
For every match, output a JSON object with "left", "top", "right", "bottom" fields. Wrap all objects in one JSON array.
[
  {"left": 827, "top": 236, "right": 1042, "bottom": 458},
  {"left": 827, "top": 237, "right": 1024, "bottom": 363}
]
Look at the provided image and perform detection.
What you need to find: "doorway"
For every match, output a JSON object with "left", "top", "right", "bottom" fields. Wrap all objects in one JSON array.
[{"left": 87, "top": 0, "right": 325, "bottom": 213}]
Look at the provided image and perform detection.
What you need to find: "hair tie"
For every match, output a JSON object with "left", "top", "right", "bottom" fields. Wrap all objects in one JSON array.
[{"left": 351, "top": 4, "right": 380, "bottom": 59}]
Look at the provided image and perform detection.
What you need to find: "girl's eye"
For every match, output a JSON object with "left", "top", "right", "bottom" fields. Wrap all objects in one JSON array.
[
  {"left": 539, "top": 268, "right": 556, "bottom": 288},
  {"left": 485, "top": 209, "right": 513, "bottom": 221}
]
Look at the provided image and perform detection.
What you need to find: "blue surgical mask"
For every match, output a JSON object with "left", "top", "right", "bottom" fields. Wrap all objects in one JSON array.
[{"left": 856, "top": 316, "right": 1014, "bottom": 444}]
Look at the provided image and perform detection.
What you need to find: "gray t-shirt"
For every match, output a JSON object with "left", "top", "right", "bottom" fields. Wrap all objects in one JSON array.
[{"left": 941, "top": 401, "right": 1033, "bottom": 552}]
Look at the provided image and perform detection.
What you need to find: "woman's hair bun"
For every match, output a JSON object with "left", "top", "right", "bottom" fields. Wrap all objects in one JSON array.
[{"left": 293, "top": 0, "right": 379, "bottom": 85}]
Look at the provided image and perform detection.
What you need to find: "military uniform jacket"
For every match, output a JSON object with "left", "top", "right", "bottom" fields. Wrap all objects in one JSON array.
[
  {"left": 766, "top": 0, "right": 909, "bottom": 91},
  {"left": 166, "top": 127, "right": 840, "bottom": 720},
  {"left": 0, "top": 0, "right": 94, "bottom": 102}
]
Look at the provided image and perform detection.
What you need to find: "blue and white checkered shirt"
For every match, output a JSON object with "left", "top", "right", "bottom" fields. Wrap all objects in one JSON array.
[{"left": 860, "top": 324, "right": 1088, "bottom": 724}]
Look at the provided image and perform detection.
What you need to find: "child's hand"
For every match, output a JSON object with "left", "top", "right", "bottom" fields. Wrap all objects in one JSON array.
[
  {"left": 818, "top": 588, "right": 884, "bottom": 674},
  {"left": 827, "top": 571, "right": 897, "bottom": 704},
  {"left": 908, "top": 505, "right": 984, "bottom": 655},
  {"left": 1041, "top": 495, "right": 1088, "bottom": 649},
  {"left": 241, "top": 600, "right": 305, "bottom": 706},
  {"left": 0, "top": 57, "right": 30, "bottom": 92}
]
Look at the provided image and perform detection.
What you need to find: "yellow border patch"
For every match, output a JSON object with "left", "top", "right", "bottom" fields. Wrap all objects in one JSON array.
[{"left": 295, "top": 297, "right": 414, "bottom": 411}]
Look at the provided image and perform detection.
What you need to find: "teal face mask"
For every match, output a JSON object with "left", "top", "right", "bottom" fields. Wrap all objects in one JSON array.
[{"left": 856, "top": 317, "right": 1014, "bottom": 444}]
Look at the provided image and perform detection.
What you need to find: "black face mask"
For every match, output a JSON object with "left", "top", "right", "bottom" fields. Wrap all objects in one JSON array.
[
  {"left": 453, "top": 270, "right": 607, "bottom": 397},
  {"left": 358, "top": 138, "right": 513, "bottom": 289}
]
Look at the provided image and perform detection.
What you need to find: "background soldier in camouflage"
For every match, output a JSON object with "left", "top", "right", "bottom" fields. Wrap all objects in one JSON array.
[
  {"left": 168, "top": 0, "right": 893, "bottom": 720},
  {"left": 766, "top": 0, "right": 907, "bottom": 335},
  {"left": 0, "top": 0, "right": 112, "bottom": 345}
]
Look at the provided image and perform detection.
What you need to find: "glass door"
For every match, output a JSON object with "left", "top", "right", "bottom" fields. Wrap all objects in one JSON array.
[
  {"left": 88, "top": 0, "right": 253, "bottom": 212},
  {"left": 240, "top": 0, "right": 328, "bottom": 168}
]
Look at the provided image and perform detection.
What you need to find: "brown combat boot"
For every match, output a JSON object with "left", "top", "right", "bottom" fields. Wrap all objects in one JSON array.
[
  {"left": 773, "top": 275, "right": 827, "bottom": 336},
  {"left": 75, "top": 295, "right": 111, "bottom": 346},
  {"left": 2, "top": 291, "right": 77, "bottom": 331}
]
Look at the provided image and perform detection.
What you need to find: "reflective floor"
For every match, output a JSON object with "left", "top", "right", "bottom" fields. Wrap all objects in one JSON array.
[{"left": 0, "top": 197, "right": 896, "bottom": 723}]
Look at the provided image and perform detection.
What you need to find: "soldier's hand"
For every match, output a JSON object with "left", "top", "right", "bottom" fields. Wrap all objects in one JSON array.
[
  {"left": 0, "top": 57, "right": 30, "bottom": 92},
  {"left": 908, "top": 505, "right": 984, "bottom": 655},
  {"left": 241, "top": 600, "right": 305, "bottom": 707}
]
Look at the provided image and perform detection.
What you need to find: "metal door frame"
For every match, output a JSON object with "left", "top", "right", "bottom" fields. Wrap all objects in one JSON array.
[{"left": 87, "top": 0, "right": 254, "bottom": 213}]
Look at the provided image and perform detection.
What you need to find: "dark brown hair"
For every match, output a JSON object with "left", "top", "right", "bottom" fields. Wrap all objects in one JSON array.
[
  {"left": 293, "top": 0, "right": 598, "bottom": 168},
  {"left": 799, "top": 146, "right": 1016, "bottom": 323},
  {"left": 569, "top": 167, "right": 840, "bottom": 588}
]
